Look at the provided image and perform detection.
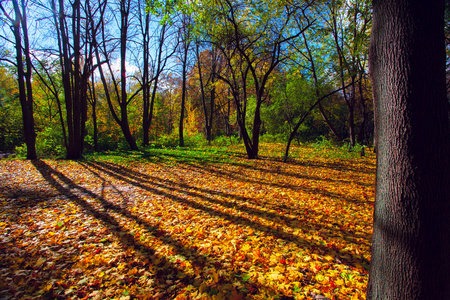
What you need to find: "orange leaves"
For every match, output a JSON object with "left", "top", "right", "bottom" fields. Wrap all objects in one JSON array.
[{"left": 0, "top": 145, "right": 376, "bottom": 299}]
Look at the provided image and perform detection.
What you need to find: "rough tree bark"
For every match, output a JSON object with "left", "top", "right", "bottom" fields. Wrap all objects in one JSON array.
[{"left": 367, "top": 0, "right": 450, "bottom": 299}]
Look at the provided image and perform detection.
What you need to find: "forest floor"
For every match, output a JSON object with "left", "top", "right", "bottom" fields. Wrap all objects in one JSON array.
[{"left": 0, "top": 143, "right": 376, "bottom": 300}]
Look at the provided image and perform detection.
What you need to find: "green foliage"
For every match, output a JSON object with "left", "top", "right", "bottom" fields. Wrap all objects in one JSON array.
[
  {"left": 210, "top": 134, "right": 241, "bottom": 146},
  {"left": 313, "top": 135, "right": 337, "bottom": 150},
  {"left": 86, "top": 142, "right": 237, "bottom": 166},
  {"left": 341, "top": 140, "right": 366, "bottom": 155},
  {"left": 262, "top": 70, "right": 331, "bottom": 142},
  {"left": 312, "top": 136, "right": 367, "bottom": 159},
  {"left": 117, "top": 138, "right": 133, "bottom": 151},
  {"left": 147, "top": 133, "right": 211, "bottom": 149},
  {"left": 83, "top": 135, "right": 95, "bottom": 152},
  {"left": 152, "top": 133, "right": 183, "bottom": 148},
  {"left": 36, "top": 127, "right": 66, "bottom": 158},
  {"left": 0, "top": 67, "right": 23, "bottom": 152},
  {"left": 14, "top": 144, "right": 27, "bottom": 159},
  {"left": 0, "top": 104, "right": 23, "bottom": 152},
  {"left": 259, "top": 133, "right": 286, "bottom": 143},
  {"left": 185, "top": 133, "right": 209, "bottom": 147},
  {"left": 96, "top": 132, "right": 121, "bottom": 152},
  {"left": 15, "top": 126, "right": 66, "bottom": 158}
]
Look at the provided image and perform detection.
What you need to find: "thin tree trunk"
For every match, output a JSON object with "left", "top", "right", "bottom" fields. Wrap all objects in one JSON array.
[
  {"left": 347, "top": 76, "right": 357, "bottom": 147},
  {"left": 89, "top": 75, "right": 99, "bottom": 152},
  {"left": 251, "top": 92, "right": 263, "bottom": 159},
  {"left": 357, "top": 76, "right": 368, "bottom": 145},
  {"left": 120, "top": 0, "right": 138, "bottom": 151},
  {"left": 225, "top": 90, "right": 231, "bottom": 136},
  {"left": 71, "top": 0, "right": 84, "bottom": 158},
  {"left": 283, "top": 85, "right": 351, "bottom": 162},
  {"left": 302, "top": 30, "right": 342, "bottom": 141},
  {"left": 49, "top": 0, "right": 68, "bottom": 151},
  {"left": 8, "top": 0, "right": 36, "bottom": 159},
  {"left": 179, "top": 39, "right": 189, "bottom": 147},
  {"left": 207, "top": 86, "right": 215, "bottom": 142},
  {"left": 59, "top": 0, "right": 74, "bottom": 158},
  {"left": 142, "top": 10, "right": 150, "bottom": 146},
  {"left": 143, "top": 23, "right": 171, "bottom": 146},
  {"left": 330, "top": 8, "right": 357, "bottom": 148},
  {"left": 196, "top": 43, "right": 211, "bottom": 141},
  {"left": 20, "top": 0, "right": 36, "bottom": 158},
  {"left": 318, "top": 102, "right": 342, "bottom": 141}
]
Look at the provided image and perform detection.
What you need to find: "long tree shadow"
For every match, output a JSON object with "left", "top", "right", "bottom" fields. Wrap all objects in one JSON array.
[
  {"left": 139, "top": 149, "right": 374, "bottom": 207},
  {"left": 1, "top": 187, "right": 60, "bottom": 209},
  {"left": 233, "top": 158, "right": 375, "bottom": 187},
  {"left": 182, "top": 162, "right": 372, "bottom": 206},
  {"left": 86, "top": 160, "right": 371, "bottom": 245},
  {"left": 172, "top": 160, "right": 373, "bottom": 227},
  {"left": 30, "top": 160, "right": 281, "bottom": 298},
  {"left": 0, "top": 165, "right": 97, "bottom": 299},
  {"left": 0, "top": 213, "right": 81, "bottom": 299},
  {"left": 82, "top": 160, "right": 371, "bottom": 267},
  {"left": 141, "top": 148, "right": 376, "bottom": 177}
]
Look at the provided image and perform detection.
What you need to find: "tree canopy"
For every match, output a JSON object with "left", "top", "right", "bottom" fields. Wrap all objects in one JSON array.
[{"left": 0, "top": 0, "right": 377, "bottom": 159}]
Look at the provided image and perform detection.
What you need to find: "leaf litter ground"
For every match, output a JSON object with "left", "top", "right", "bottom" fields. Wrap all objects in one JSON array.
[{"left": 0, "top": 144, "right": 375, "bottom": 299}]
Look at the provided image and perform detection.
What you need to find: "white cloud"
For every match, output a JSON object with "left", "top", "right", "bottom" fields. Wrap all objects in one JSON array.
[{"left": 109, "top": 58, "right": 140, "bottom": 77}]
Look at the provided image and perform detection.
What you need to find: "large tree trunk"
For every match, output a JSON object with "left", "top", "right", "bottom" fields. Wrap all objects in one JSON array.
[{"left": 367, "top": 0, "right": 450, "bottom": 299}]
